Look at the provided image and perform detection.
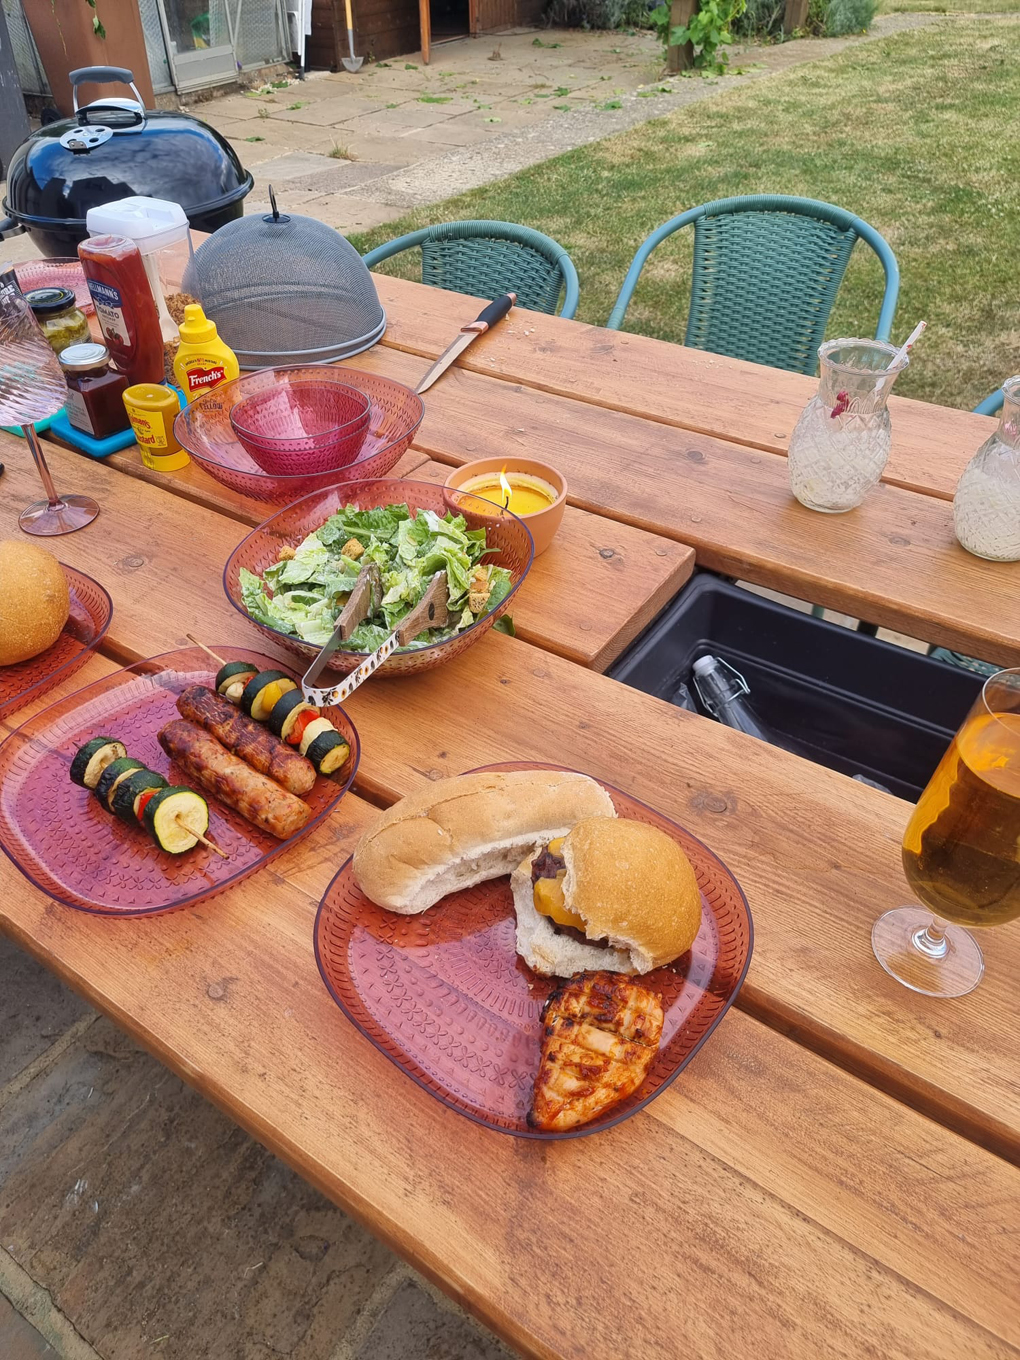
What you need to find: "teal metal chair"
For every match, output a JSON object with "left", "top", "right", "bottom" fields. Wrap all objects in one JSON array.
[
  {"left": 606, "top": 194, "right": 899, "bottom": 374},
  {"left": 362, "top": 220, "right": 580, "bottom": 319},
  {"left": 928, "top": 383, "right": 1010, "bottom": 677},
  {"left": 973, "top": 386, "right": 1005, "bottom": 417}
]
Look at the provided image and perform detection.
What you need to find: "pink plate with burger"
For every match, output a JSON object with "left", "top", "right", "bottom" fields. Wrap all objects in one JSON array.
[
  {"left": 314, "top": 762, "right": 753, "bottom": 1139},
  {"left": 0, "top": 646, "right": 359, "bottom": 916}
]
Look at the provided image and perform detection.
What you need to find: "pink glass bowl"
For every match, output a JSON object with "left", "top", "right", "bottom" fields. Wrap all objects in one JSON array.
[
  {"left": 174, "top": 367, "right": 424, "bottom": 505},
  {"left": 315, "top": 761, "right": 753, "bottom": 1139},
  {"left": 14, "top": 258, "right": 94, "bottom": 317},
  {"left": 0, "top": 646, "right": 360, "bottom": 916},
  {"left": 229, "top": 379, "right": 372, "bottom": 476},
  {"left": 223, "top": 478, "right": 534, "bottom": 679},
  {"left": 0, "top": 566, "right": 112, "bottom": 723}
]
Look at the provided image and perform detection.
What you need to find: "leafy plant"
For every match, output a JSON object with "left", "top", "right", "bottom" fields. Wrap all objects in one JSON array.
[
  {"left": 732, "top": 0, "right": 784, "bottom": 37},
  {"left": 287, "top": 101, "right": 306, "bottom": 110},
  {"left": 84, "top": 0, "right": 106, "bottom": 38},
  {"left": 545, "top": 0, "right": 627, "bottom": 28},
  {"left": 649, "top": 0, "right": 746, "bottom": 71},
  {"left": 419, "top": 92, "right": 452, "bottom": 102},
  {"left": 824, "top": 0, "right": 876, "bottom": 33},
  {"left": 532, "top": 35, "right": 563, "bottom": 45},
  {"left": 244, "top": 135, "right": 265, "bottom": 142}
]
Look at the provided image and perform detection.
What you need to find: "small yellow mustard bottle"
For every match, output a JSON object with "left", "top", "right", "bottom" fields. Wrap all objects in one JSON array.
[{"left": 173, "top": 302, "right": 239, "bottom": 404}]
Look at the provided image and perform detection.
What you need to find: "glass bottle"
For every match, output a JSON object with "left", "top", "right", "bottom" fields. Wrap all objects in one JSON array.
[
  {"left": 787, "top": 338, "right": 907, "bottom": 513},
  {"left": 953, "top": 376, "right": 1020, "bottom": 562}
]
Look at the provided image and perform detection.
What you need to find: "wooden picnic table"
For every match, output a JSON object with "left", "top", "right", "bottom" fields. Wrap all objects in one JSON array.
[{"left": 1, "top": 278, "right": 1018, "bottom": 1360}]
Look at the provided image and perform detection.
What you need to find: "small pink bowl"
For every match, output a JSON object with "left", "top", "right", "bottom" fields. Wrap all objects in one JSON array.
[{"left": 230, "top": 380, "right": 371, "bottom": 476}]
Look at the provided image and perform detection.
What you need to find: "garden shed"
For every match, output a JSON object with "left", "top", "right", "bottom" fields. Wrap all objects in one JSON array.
[{"left": 309, "top": 0, "right": 543, "bottom": 66}]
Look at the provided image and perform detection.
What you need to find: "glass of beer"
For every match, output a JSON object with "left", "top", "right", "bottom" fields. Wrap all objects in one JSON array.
[{"left": 872, "top": 668, "right": 1020, "bottom": 997}]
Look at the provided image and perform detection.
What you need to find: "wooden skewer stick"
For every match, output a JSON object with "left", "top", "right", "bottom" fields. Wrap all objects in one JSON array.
[
  {"left": 176, "top": 816, "right": 229, "bottom": 860},
  {"left": 186, "top": 634, "right": 228, "bottom": 667}
]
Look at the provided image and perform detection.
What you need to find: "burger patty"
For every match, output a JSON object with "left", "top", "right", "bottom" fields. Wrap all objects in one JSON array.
[
  {"left": 531, "top": 844, "right": 609, "bottom": 947},
  {"left": 531, "top": 847, "right": 565, "bottom": 884}
]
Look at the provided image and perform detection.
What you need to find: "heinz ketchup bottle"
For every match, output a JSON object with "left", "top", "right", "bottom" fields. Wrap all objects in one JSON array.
[{"left": 78, "top": 235, "right": 164, "bottom": 386}]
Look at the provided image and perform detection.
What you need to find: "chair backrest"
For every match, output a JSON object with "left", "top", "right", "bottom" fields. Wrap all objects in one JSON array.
[
  {"left": 607, "top": 195, "right": 899, "bottom": 376},
  {"left": 362, "top": 220, "right": 580, "bottom": 319},
  {"left": 973, "top": 387, "right": 1005, "bottom": 417}
]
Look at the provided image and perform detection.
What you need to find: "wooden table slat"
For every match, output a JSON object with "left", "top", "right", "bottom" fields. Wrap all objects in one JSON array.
[
  {"left": 371, "top": 275, "right": 996, "bottom": 502},
  {"left": 1, "top": 430, "right": 691, "bottom": 674},
  {"left": 0, "top": 813, "right": 1017, "bottom": 1360},
  {"left": 336, "top": 345, "right": 1020, "bottom": 665},
  {"left": 335, "top": 629, "right": 1020, "bottom": 1165}
]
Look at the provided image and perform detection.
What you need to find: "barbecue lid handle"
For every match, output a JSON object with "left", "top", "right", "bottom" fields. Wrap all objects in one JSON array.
[{"left": 69, "top": 67, "right": 145, "bottom": 119}]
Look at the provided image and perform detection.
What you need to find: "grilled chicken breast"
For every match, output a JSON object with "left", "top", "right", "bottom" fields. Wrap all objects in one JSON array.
[{"left": 529, "top": 971, "right": 664, "bottom": 1132}]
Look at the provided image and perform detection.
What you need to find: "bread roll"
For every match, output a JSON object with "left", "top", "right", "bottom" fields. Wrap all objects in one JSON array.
[
  {"left": 353, "top": 770, "right": 616, "bottom": 914},
  {"left": 513, "top": 817, "right": 703, "bottom": 977},
  {"left": 0, "top": 540, "right": 69, "bottom": 666}
]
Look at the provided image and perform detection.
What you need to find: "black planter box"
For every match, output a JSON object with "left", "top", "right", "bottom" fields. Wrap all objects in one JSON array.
[{"left": 609, "top": 573, "right": 983, "bottom": 802}]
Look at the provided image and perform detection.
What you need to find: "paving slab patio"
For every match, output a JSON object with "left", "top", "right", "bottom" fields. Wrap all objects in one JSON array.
[{"left": 188, "top": 16, "right": 941, "bottom": 241}]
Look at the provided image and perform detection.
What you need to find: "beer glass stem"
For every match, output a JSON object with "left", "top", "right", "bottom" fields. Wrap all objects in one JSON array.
[
  {"left": 22, "top": 423, "right": 60, "bottom": 508},
  {"left": 912, "top": 916, "right": 950, "bottom": 960}
]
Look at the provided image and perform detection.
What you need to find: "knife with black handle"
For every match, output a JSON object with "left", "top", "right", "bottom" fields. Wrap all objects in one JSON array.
[{"left": 415, "top": 293, "right": 517, "bottom": 395}]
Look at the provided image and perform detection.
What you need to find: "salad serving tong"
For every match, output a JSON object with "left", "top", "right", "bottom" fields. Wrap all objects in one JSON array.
[{"left": 301, "top": 566, "right": 450, "bottom": 708}]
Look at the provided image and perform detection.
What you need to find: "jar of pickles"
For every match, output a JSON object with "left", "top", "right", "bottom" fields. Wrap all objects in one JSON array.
[
  {"left": 25, "top": 287, "right": 90, "bottom": 355},
  {"left": 58, "top": 343, "right": 130, "bottom": 441}
]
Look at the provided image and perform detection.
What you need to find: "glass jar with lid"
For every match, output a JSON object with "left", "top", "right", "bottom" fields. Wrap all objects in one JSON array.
[
  {"left": 25, "top": 287, "right": 90, "bottom": 355},
  {"left": 58, "top": 343, "right": 130, "bottom": 441}
]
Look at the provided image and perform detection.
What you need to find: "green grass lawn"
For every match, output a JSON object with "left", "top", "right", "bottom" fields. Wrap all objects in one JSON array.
[
  {"left": 880, "top": 0, "right": 1019, "bottom": 13},
  {"left": 354, "top": 18, "right": 1020, "bottom": 411}
]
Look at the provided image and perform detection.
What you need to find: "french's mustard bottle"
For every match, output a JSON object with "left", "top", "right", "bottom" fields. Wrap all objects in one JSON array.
[{"left": 173, "top": 302, "right": 239, "bottom": 404}]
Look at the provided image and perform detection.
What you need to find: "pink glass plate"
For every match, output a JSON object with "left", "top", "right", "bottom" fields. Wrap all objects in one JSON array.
[
  {"left": 14, "top": 258, "right": 94, "bottom": 316},
  {"left": 315, "top": 762, "right": 753, "bottom": 1139},
  {"left": 0, "top": 646, "right": 360, "bottom": 916},
  {"left": 175, "top": 366, "right": 423, "bottom": 504},
  {"left": 224, "top": 478, "right": 534, "bottom": 680},
  {"left": 0, "top": 566, "right": 112, "bottom": 723}
]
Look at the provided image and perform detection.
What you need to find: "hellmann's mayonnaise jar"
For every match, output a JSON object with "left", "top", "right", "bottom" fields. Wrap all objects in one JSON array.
[{"left": 172, "top": 302, "right": 239, "bottom": 404}]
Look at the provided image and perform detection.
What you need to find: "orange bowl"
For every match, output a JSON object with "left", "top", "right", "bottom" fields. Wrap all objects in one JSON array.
[{"left": 443, "top": 459, "right": 566, "bottom": 556}]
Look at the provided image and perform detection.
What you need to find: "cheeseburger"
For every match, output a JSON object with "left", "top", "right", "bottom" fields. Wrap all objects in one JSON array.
[{"left": 512, "top": 817, "right": 702, "bottom": 976}]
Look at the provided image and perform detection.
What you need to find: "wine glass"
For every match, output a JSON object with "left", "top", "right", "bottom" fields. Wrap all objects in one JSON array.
[
  {"left": 872, "top": 668, "right": 1020, "bottom": 997},
  {"left": 0, "top": 265, "right": 99, "bottom": 535}
]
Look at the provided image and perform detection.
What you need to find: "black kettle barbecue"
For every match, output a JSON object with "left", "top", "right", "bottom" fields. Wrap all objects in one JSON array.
[{"left": 0, "top": 67, "right": 253, "bottom": 256}]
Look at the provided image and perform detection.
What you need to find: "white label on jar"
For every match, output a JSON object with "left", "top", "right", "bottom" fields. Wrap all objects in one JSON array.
[
  {"left": 86, "top": 279, "right": 129, "bottom": 347},
  {"left": 64, "top": 387, "right": 96, "bottom": 437}
]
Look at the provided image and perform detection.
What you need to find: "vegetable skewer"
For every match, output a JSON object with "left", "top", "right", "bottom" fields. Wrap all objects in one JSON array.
[
  {"left": 186, "top": 634, "right": 227, "bottom": 667},
  {"left": 176, "top": 815, "right": 229, "bottom": 859}
]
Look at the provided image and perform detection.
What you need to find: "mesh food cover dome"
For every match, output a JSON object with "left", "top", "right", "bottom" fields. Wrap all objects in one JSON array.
[{"left": 182, "top": 193, "right": 386, "bottom": 369}]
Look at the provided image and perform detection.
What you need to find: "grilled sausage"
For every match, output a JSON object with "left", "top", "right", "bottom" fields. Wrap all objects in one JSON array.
[
  {"left": 158, "top": 719, "right": 312, "bottom": 840},
  {"left": 176, "top": 685, "right": 316, "bottom": 796}
]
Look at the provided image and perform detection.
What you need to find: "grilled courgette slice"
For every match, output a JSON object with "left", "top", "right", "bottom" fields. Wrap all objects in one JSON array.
[
  {"left": 240, "top": 669, "right": 288, "bottom": 719},
  {"left": 143, "top": 787, "right": 209, "bottom": 854},
  {"left": 70, "top": 737, "right": 127, "bottom": 789},
  {"left": 95, "top": 756, "right": 146, "bottom": 810},
  {"left": 215, "top": 661, "right": 259, "bottom": 703},
  {"left": 305, "top": 729, "right": 350, "bottom": 776},
  {"left": 110, "top": 769, "right": 168, "bottom": 825},
  {"left": 298, "top": 716, "right": 334, "bottom": 756},
  {"left": 268, "top": 688, "right": 316, "bottom": 740}
]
